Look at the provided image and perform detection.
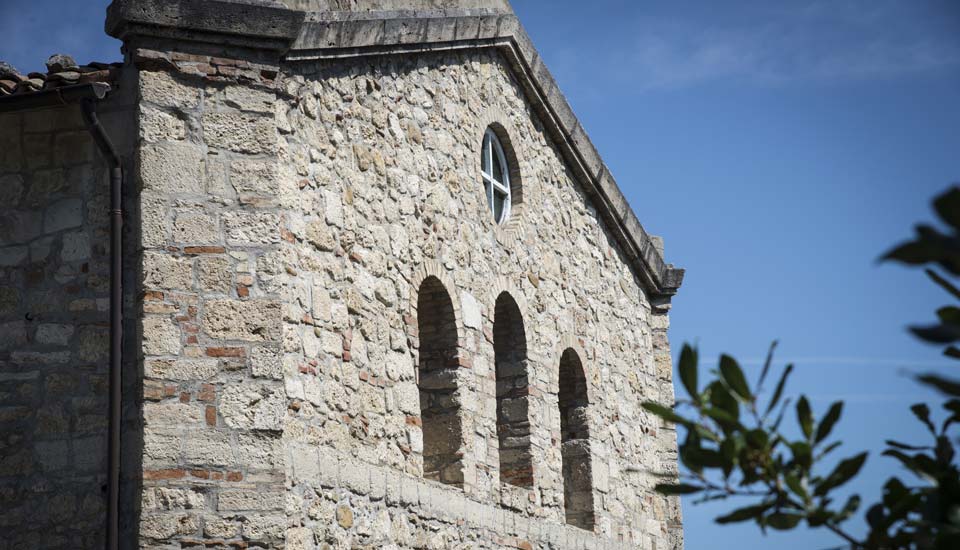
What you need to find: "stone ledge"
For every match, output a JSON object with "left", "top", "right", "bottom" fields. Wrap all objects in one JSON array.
[{"left": 106, "top": 0, "right": 306, "bottom": 50}]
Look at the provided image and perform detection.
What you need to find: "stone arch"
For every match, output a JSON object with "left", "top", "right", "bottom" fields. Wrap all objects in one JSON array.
[
  {"left": 493, "top": 291, "right": 533, "bottom": 487},
  {"left": 410, "top": 264, "right": 465, "bottom": 487},
  {"left": 558, "top": 347, "right": 595, "bottom": 530}
]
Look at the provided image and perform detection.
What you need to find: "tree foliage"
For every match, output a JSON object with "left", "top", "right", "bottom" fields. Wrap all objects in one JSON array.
[{"left": 644, "top": 186, "right": 960, "bottom": 549}]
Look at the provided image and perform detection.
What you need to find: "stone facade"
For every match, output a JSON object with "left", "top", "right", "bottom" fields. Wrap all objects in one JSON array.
[{"left": 0, "top": 1, "right": 684, "bottom": 548}]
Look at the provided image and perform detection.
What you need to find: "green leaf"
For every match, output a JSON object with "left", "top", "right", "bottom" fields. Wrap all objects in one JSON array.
[
  {"left": 815, "top": 402, "right": 843, "bottom": 444},
  {"left": 935, "top": 435, "right": 955, "bottom": 464},
  {"left": 814, "top": 452, "right": 868, "bottom": 496},
  {"left": 926, "top": 268, "right": 960, "bottom": 300},
  {"left": 790, "top": 441, "right": 813, "bottom": 470},
  {"left": 882, "top": 449, "right": 920, "bottom": 473},
  {"left": 642, "top": 401, "right": 693, "bottom": 427},
  {"left": 882, "top": 477, "right": 908, "bottom": 508},
  {"left": 933, "top": 186, "right": 960, "bottom": 229},
  {"left": 765, "top": 364, "right": 794, "bottom": 417},
  {"left": 816, "top": 441, "right": 843, "bottom": 460},
  {"left": 836, "top": 494, "right": 861, "bottom": 523},
  {"left": 757, "top": 340, "right": 778, "bottom": 391},
  {"left": 917, "top": 374, "right": 960, "bottom": 396},
  {"left": 765, "top": 512, "right": 804, "bottom": 531},
  {"left": 719, "top": 437, "right": 740, "bottom": 478},
  {"left": 938, "top": 306, "right": 960, "bottom": 325},
  {"left": 701, "top": 406, "right": 742, "bottom": 430},
  {"left": 806, "top": 508, "right": 832, "bottom": 527},
  {"left": 708, "top": 381, "right": 740, "bottom": 424},
  {"left": 678, "top": 344, "right": 699, "bottom": 401},
  {"left": 797, "top": 396, "right": 814, "bottom": 440},
  {"left": 885, "top": 440, "right": 930, "bottom": 451},
  {"left": 910, "top": 403, "right": 936, "bottom": 434},
  {"left": 882, "top": 240, "right": 936, "bottom": 265},
  {"left": 655, "top": 483, "right": 703, "bottom": 495},
  {"left": 910, "top": 323, "right": 960, "bottom": 344},
  {"left": 720, "top": 354, "right": 752, "bottom": 401},
  {"left": 784, "top": 472, "right": 808, "bottom": 500},
  {"left": 715, "top": 503, "right": 772, "bottom": 524}
]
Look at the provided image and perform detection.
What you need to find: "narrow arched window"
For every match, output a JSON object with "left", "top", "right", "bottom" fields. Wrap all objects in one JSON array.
[
  {"left": 481, "top": 128, "right": 511, "bottom": 224},
  {"left": 559, "top": 348, "right": 595, "bottom": 530},
  {"left": 416, "top": 276, "right": 464, "bottom": 487},
  {"left": 493, "top": 292, "right": 533, "bottom": 487}
]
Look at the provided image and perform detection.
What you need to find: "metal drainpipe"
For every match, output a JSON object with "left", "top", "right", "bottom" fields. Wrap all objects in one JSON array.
[{"left": 80, "top": 97, "right": 123, "bottom": 550}]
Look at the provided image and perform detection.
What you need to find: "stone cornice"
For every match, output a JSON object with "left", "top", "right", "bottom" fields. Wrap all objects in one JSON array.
[{"left": 105, "top": 0, "right": 685, "bottom": 302}]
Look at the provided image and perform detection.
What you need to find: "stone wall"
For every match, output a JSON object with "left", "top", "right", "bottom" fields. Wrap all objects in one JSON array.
[
  {"left": 111, "top": 36, "right": 680, "bottom": 550},
  {"left": 0, "top": 89, "right": 135, "bottom": 548},
  {"left": 275, "top": 48, "right": 683, "bottom": 548}
]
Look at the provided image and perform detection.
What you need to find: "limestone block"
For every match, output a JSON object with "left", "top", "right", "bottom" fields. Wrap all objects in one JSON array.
[
  {"left": 34, "top": 324, "right": 74, "bottom": 347},
  {"left": 142, "top": 316, "right": 181, "bottom": 356},
  {"left": 43, "top": 199, "right": 83, "bottom": 233},
  {"left": 144, "top": 402, "right": 203, "bottom": 426},
  {"left": 141, "top": 108, "right": 186, "bottom": 142},
  {"left": 197, "top": 256, "right": 233, "bottom": 293},
  {"left": 145, "top": 358, "right": 219, "bottom": 381},
  {"left": 202, "top": 111, "right": 277, "bottom": 154},
  {"left": 461, "top": 290, "right": 481, "bottom": 329},
  {"left": 140, "top": 141, "right": 205, "bottom": 195},
  {"left": 237, "top": 432, "right": 283, "bottom": 470},
  {"left": 0, "top": 175, "right": 24, "bottom": 205},
  {"left": 202, "top": 299, "right": 281, "bottom": 342},
  {"left": 223, "top": 211, "right": 280, "bottom": 246},
  {"left": 142, "top": 487, "right": 205, "bottom": 511},
  {"left": 60, "top": 231, "right": 90, "bottom": 262},
  {"left": 230, "top": 159, "right": 279, "bottom": 197},
  {"left": 250, "top": 345, "right": 283, "bottom": 380},
  {"left": 0, "top": 246, "right": 28, "bottom": 266},
  {"left": 183, "top": 429, "right": 235, "bottom": 467},
  {"left": 143, "top": 431, "right": 180, "bottom": 464},
  {"left": 143, "top": 251, "right": 194, "bottom": 290},
  {"left": 220, "top": 85, "right": 275, "bottom": 114},
  {"left": 140, "top": 70, "right": 201, "bottom": 110},
  {"left": 172, "top": 212, "right": 219, "bottom": 244},
  {"left": 219, "top": 382, "right": 285, "bottom": 431},
  {"left": 218, "top": 489, "right": 283, "bottom": 512},
  {"left": 139, "top": 514, "right": 199, "bottom": 540}
]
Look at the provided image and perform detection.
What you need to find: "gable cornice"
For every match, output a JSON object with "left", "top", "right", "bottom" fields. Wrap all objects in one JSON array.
[{"left": 106, "top": 0, "right": 684, "bottom": 305}]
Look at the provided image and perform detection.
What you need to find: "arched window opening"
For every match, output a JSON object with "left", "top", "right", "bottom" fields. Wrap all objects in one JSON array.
[
  {"left": 481, "top": 128, "right": 512, "bottom": 224},
  {"left": 416, "top": 276, "right": 464, "bottom": 487},
  {"left": 493, "top": 292, "right": 533, "bottom": 487},
  {"left": 559, "top": 348, "right": 595, "bottom": 530}
]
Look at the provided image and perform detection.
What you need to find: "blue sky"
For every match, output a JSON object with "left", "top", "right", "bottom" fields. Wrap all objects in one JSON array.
[{"left": 3, "top": 1, "right": 960, "bottom": 548}]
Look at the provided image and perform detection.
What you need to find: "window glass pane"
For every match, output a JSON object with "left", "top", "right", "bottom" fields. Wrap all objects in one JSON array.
[
  {"left": 485, "top": 180, "right": 494, "bottom": 214},
  {"left": 492, "top": 144, "right": 504, "bottom": 184},
  {"left": 493, "top": 190, "right": 506, "bottom": 222},
  {"left": 482, "top": 135, "right": 491, "bottom": 174}
]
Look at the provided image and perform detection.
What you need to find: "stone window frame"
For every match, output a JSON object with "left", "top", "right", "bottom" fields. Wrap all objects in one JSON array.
[{"left": 475, "top": 110, "right": 525, "bottom": 243}]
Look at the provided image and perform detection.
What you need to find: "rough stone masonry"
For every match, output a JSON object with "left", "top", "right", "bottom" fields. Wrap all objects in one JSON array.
[{"left": 0, "top": 1, "right": 685, "bottom": 548}]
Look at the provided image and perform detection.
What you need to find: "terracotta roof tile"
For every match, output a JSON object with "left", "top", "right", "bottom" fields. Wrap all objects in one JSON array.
[{"left": 0, "top": 55, "right": 121, "bottom": 97}]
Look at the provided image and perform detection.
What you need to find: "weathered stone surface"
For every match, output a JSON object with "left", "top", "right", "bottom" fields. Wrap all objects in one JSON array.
[
  {"left": 202, "top": 299, "right": 281, "bottom": 341},
  {"left": 139, "top": 141, "right": 205, "bottom": 195},
  {"left": 219, "top": 383, "right": 285, "bottom": 431},
  {"left": 142, "top": 316, "right": 182, "bottom": 355}
]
